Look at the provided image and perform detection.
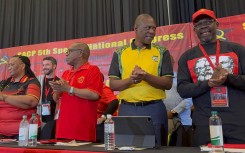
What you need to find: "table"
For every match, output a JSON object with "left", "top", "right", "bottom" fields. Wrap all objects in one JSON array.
[{"left": 0, "top": 143, "right": 205, "bottom": 153}]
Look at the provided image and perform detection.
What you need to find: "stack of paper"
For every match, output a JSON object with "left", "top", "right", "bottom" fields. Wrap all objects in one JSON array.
[{"left": 200, "top": 144, "right": 245, "bottom": 152}]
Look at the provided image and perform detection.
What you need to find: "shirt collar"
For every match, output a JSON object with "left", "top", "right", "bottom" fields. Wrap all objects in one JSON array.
[
  {"left": 131, "top": 39, "right": 152, "bottom": 50},
  {"left": 10, "top": 75, "right": 29, "bottom": 83},
  {"left": 71, "top": 62, "right": 90, "bottom": 72}
]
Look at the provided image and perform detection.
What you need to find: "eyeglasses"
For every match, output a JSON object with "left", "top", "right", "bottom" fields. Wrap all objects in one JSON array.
[
  {"left": 194, "top": 19, "right": 215, "bottom": 29},
  {"left": 66, "top": 49, "right": 82, "bottom": 55}
]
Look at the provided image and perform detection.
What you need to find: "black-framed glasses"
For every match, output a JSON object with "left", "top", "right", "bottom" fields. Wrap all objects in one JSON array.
[
  {"left": 194, "top": 19, "right": 215, "bottom": 29},
  {"left": 66, "top": 49, "right": 82, "bottom": 55}
]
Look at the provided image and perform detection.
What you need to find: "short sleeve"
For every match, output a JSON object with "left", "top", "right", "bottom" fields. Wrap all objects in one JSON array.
[
  {"left": 26, "top": 78, "right": 41, "bottom": 100},
  {"left": 108, "top": 52, "right": 121, "bottom": 78},
  {"left": 87, "top": 66, "right": 103, "bottom": 95},
  {"left": 161, "top": 50, "right": 174, "bottom": 76}
]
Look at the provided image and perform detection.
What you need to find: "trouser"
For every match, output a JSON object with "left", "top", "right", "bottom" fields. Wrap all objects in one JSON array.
[
  {"left": 175, "top": 125, "right": 193, "bottom": 146},
  {"left": 40, "top": 120, "right": 56, "bottom": 140},
  {"left": 96, "top": 123, "right": 104, "bottom": 143},
  {"left": 118, "top": 100, "right": 168, "bottom": 147}
]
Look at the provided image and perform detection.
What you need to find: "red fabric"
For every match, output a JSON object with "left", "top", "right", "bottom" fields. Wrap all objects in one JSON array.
[
  {"left": 208, "top": 143, "right": 245, "bottom": 149},
  {"left": 97, "top": 84, "right": 117, "bottom": 118},
  {"left": 0, "top": 147, "right": 107, "bottom": 153},
  {"left": 56, "top": 62, "right": 103, "bottom": 142},
  {"left": 0, "top": 76, "right": 41, "bottom": 136}
]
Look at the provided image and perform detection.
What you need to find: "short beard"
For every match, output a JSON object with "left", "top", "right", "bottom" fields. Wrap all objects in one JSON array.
[{"left": 43, "top": 69, "right": 53, "bottom": 76}]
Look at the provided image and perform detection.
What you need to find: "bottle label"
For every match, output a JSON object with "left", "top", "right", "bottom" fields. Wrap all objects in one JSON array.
[
  {"left": 29, "top": 124, "right": 38, "bottom": 139},
  {"left": 210, "top": 125, "right": 224, "bottom": 146},
  {"left": 105, "top": 124, "right": 114, "bottom": 133},
  {"left": 19, "top": 127, "right": 28, "bottom": 141}
]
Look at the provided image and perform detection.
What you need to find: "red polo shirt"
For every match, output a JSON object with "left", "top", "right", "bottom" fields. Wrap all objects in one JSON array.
[
  {"left": 56, "top": 62, "right": 103, "bottom": 141},
  {"left": 97, "top": 84, "right": 118, "bottom": 118},
  {"left": 0, "top": 75, "right": 41, "bottom": 136}
]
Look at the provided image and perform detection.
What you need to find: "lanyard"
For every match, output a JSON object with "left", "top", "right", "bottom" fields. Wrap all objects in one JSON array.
[
  {"left": 198, "top": 40, "right": 220, "bottom": 70},
  {"left": 44, "top": 76, "right": 56, "bottom": 99}
]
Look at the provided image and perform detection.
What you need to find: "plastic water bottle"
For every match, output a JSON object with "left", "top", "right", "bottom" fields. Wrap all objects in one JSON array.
[
  {"left": 28, "top": 113, "right": 38, "bottom": 147},
  {"left": 104, "top": 114, "right": 115, "bottom": 150},
  {"left": 18, "top": 115, "right": 29, "bottom": 146},
  {"left": 209, "top": 111, "right": 224, "bottom": 153}
]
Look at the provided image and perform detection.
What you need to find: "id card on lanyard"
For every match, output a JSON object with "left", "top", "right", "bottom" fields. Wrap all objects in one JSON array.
[
  {"left": 210, "top": 86, "right": 229, "bottom": 107},
  {"left": 41, "top": 76, "right": 56, "bottom": 115},
  {"left": 42, "top": 102, "right": 51, "bottom": 116},
  {"left": 199, "top": 40, "right": 229, "bottom": 107}
]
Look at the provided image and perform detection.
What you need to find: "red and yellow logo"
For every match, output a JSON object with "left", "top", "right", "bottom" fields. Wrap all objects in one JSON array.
[{"left": 78, "top": 76, "right": 84, "bottom": 84}]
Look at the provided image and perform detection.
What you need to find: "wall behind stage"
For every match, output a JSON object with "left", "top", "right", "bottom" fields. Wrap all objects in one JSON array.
[{"left": 0, "top": 14, "right": 245, "bottom": 81}]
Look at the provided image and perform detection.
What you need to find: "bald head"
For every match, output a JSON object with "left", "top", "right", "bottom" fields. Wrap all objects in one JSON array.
[
  {"left": 71, "top": 42, "right": 90, "bottom": 59},
  {"left": 134, "top": 14, "right": 155, "bottom": 29},
  {"left": 66, "top": 42, "right": 91, "bottom": 68},
  {"left": 133, "top": 14, "right": 156, "bottom": 46}
]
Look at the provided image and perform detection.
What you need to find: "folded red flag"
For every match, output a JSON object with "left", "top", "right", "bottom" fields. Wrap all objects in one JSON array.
[{"left": 208, "top": 143, "right": 245, "bottom": 149}]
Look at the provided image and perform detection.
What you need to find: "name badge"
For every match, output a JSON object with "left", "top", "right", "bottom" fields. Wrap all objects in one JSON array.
[
  {"left": 41, "top": 101, "right": 51, "bottom": 116},
  {"left": 210, "top": 86, "right": 229, "bottom": 107}
]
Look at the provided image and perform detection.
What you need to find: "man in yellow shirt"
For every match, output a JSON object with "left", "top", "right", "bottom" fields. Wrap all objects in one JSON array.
[{"left": 108, "top": 14, "right": 173, "bottom": 147}]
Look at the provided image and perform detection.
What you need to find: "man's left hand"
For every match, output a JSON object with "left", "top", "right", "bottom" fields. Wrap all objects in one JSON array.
[{"left": 130, "top": 65, "right": 147, "bottom": 84}]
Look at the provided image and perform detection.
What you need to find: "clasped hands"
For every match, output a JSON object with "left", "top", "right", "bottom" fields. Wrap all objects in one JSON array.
[
  {"left": 49, "top": 79, "right": 70, "bottom": 93},
  {"left": 208, "top": 64, "right": 229, "bottom": 87},
  {"left": 130, "top": 65, "right": 147, "bottom": 84}
]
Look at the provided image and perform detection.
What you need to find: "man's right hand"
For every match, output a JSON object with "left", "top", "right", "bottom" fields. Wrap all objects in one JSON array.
[
  {"left": 209, "top": 64, "right": 229, "bottom": 87},
  {"left": 130, "top": 65, "right": 147, "bottom": 84},
  {"left": 208, "top": 75, "right": 228, "bottom": 87}
]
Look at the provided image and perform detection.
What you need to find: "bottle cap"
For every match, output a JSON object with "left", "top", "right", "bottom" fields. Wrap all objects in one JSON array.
[
  {"left": 106, "top": 114, "right": 112, "bottom": 119},
  {"left": 32, "top": 113, "right": 36, "bottom": 117},
  {"left": 23, "top": 115, "right": 27, "bottom": 119},
  {"left": 211, "top": 111, "right": 218, "bottom": 116}
]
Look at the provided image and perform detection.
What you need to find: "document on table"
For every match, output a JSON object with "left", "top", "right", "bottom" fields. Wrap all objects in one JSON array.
[
  {"left": 55, "top": 140, "right": 92, "bottom": 146},
  {"left": 200, "top": 144, "right": 245, "bottom": 153}
]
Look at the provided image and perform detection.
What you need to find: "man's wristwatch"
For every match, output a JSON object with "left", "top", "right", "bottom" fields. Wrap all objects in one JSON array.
[{"left": 69, "top": 87, "right": 74, "bottom": 95}]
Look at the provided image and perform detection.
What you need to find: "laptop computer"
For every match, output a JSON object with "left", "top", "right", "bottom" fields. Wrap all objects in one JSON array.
[{"left": 112, "top": 116, "right": 155, "bottom": 148}]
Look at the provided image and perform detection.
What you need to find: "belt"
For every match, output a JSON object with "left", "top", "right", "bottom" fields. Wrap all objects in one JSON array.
[{"left": 121, "top": 99, "right": 161, "bottom": 106}]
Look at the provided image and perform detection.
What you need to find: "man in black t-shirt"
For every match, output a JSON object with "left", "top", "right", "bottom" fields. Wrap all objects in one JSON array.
[
  {"left": 37, "top": 56, "right": 60, "bottom": 139},
  {"left": 177, "top": 9, "right": 245, "bottom": 146}
]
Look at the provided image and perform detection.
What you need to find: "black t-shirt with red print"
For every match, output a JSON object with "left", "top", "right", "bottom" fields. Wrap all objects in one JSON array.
[{"left": 177, "top": 41, "right": 245, "bottom": 126}]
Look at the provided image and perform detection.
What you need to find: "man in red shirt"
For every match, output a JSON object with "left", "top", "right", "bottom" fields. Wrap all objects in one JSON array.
[{"left": 49, "top": 42, "right": 103, "bottom": 142}]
